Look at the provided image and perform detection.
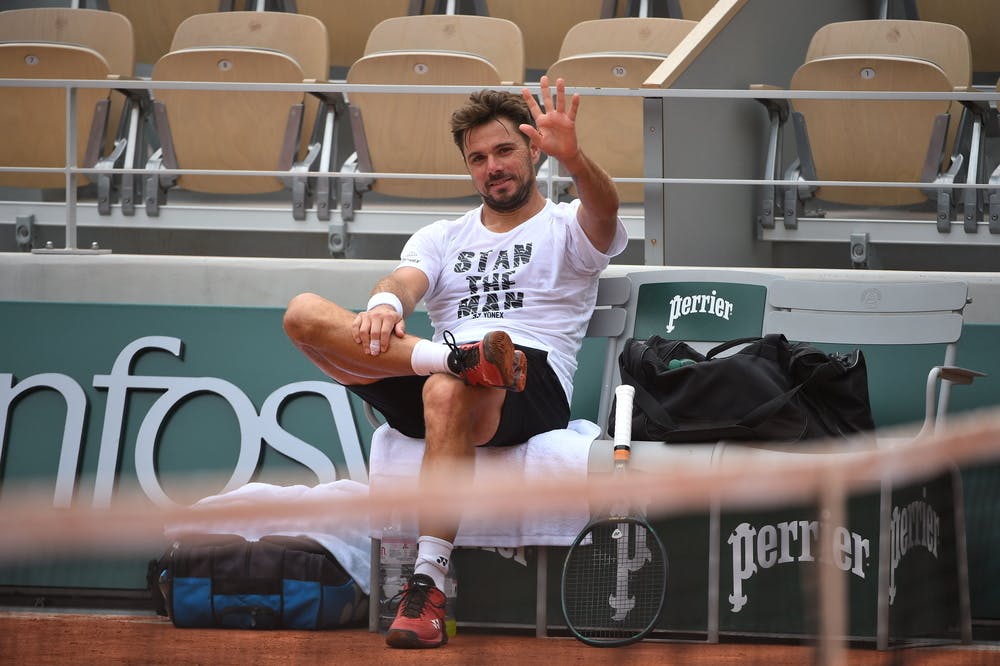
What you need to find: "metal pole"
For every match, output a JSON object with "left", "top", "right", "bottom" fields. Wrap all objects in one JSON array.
[{"left": 65, "top": 85, "right": 78, "bottom": 251}]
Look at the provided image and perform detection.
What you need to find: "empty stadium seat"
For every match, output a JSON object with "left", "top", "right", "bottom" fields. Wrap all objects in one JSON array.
[
  {"left": 909, "top": 0, "right": 1000, "bottom": 83},
  {"left": 362, "top": 14, "right": 525, "bottom": 84},
  {"left": 804, "top": 19, "right": 972, "bottom": 167},
  {"left": 339, "top": 15, "right": 525, "bottom": 221},
  {"left": 104, "top": 0, "right": 236, "bottom": 71},
  {"left": 545, "top": 17, "right": 697, "bottom": 202},
  {"left": 557, "top": 15, "right": 696, "bottom": 59},
  {"left": 480, "top": 0, "right": 614, "bottom": 76},
  {"left": 0, "top": 42, "right": 113, "bottom": 190},
  {"left": 168, "top": 10, "right": 331, "bottom": 161},
  {"left": 144, "top": 11, "right": 330, "bottom": 219},
  {"left": 0, "top": 7, "right": 137, "bottom": 213},
  {"left": 790, "top": 55, "right": 955, "bottom": 207},
  {"left": 280, "top": 0, "right": 421, "bottom": 77},
  {"left": 754, "top": 20, "right": 979, "bottom": 237},
  {"left": 902, "top": 5, "right": 1000, "bottom": 231}
]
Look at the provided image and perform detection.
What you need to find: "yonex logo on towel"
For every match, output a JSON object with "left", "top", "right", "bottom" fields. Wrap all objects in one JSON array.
[{"left": 665, "top": 291, "right": 734, "bottom": 333}]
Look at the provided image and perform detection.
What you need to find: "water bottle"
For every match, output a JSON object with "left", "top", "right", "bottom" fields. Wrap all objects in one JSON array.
[
  {"left": 158, "top": 568, "right": 172, "bottom": 620},
  {"left": 378, "top": 512, "right": 416, "bottom": 634},
  {"left": 443, "top": 557, "right": 458, "bottom": 638}
]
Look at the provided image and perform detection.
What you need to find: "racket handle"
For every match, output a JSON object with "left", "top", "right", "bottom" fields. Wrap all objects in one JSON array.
[{"left": 613, "top": 384, "right": 635, "bottom": 460}]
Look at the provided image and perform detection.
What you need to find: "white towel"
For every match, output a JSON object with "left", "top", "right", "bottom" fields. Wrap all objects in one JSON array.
[
  {"left": 163, "top": 479, "right": 372, "bottom": 595},
  {"left": 368, "top": 419, "right": 599, "bottom": 547}
]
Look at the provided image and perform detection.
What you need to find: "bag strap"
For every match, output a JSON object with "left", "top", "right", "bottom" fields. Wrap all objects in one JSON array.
[
  {"left": 733, "top": 359, "right": 834, "bottom": 429},
  {"left": 619, "top": 362, "right": 678, "bottom": 432},
  {"left": 705, "top": 336, "right": 764, "bottom": 359},
  {"left": 631, "top": 336, "right": 691, "bottom": 366}
]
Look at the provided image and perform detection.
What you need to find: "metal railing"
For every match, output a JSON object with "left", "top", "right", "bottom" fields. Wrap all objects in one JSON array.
[{"left": 2, "top": 77, "right": 999, "bottom": 259}]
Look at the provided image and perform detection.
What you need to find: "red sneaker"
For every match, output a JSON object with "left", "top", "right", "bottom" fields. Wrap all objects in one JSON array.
[
  {"left": 385, "top": 574, "right": 448, "bottom": 649},
  {"left": 444, "top": 330, "right": 527, "bottom": 392}
]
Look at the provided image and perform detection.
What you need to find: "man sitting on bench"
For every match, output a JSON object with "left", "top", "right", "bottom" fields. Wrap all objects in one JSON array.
[{"left": 282, "top": 76, "right": 626, "bottom": 649}]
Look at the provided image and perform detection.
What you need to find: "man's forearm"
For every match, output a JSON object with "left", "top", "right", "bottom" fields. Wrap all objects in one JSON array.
[
  {"left": 371, "top": 274, "right": 421, "bottom": 317},
  {"left": 563, "top": 149, "right": 621, "bottom": 252}
]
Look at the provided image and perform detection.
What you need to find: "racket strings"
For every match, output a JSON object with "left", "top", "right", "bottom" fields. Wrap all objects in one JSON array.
[{"left": 562, "top": 519, "right": 667, "bottom": 644}]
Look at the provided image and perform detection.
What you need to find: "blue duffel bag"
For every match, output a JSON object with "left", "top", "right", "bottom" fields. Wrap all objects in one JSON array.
[{"left": 151, "top": 533, "right": 368, "bottom": 630}]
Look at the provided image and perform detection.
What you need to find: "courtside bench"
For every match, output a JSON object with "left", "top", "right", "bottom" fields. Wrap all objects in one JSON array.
[{"left": 368, "top": 267, "right": 977, "bottom": 648}]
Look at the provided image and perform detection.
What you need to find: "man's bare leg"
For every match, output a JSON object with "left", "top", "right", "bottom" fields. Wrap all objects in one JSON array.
[
  {"left": 283, "top": 292, "right": 420, "bottom": 385},
  {"left": 419, "top": 374, "right": 506, "bottom": 541}
]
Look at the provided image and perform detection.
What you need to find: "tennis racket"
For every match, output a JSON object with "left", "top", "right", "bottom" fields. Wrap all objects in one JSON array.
[{"left": 561, "top": 384, "right": 668, "bottom": 647}]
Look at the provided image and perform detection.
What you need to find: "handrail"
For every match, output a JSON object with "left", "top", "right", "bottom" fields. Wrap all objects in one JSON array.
[
  {"left": 3, "top": 77, "right": 1000, "bottom": 255},
  {"left": 3, "top": 76, "right": 996, "bottom": 187},
  {"left": 3, "top": 77, "right": 1000, "bottom": 101}
]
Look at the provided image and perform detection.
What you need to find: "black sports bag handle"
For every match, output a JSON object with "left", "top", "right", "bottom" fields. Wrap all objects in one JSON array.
[{"left": 704, "top": 336, "right": 765, "bottom": 360}]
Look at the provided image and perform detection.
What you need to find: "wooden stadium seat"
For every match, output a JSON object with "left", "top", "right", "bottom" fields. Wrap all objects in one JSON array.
[
  {"left": 168, "top": 11, "right": 330, "bottom": 162},
  {"left": 363, "top": 14, "right": 525, "bottom": 85},
  {"left": 149, "top": 47, "right": 307, "bottom": 196},
  {"left": 145, "top": 11, "right": 331, "bottom": 218},
  {"left": 804, "top": 20, "right": 971, "bottom": 87},
  {"left": 0, "top": 43, "right": 112, "bottom": 190},
  {"left": 0, "top": 7, "right": 134, "bottom": 77},
  {"left": 803, "top": 19, "right": 971, "bottom": 166},
  {"left": 912, "top": 0, "right": 1000, "bottom": 79},
  {"left": 343, "top": 51, "right": 502, "bottom": 202},
  {"left": 170, "top": 11, "right": 328, "bottom": 79},
  {"left": 287, "top": 0, "right": 420, "bottom": 75},
  {"left": 753, "top": 20, "right": 976, "bottom": 233},
  {"left": 558, "top": 15, "right": 698, "bottom": 60},
  {"left": 546, "top": 18, "right": 697, "bottom": 202},
  {"left": 481, "top": 0, "right": 613, "bottom": 74},
  {"left": 0, "top": 8, "right": 134, "bottom": 192},
  {"left": 105, "top": 0, "right": 228, "bottom": 68},
  {"left": 789, "top": 55, "right": 955, "bottom": 207}
]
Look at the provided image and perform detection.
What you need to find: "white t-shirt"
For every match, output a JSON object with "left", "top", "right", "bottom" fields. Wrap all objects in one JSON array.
[{"left": 397, "top": 199, "right": 628, "bottom": 402}]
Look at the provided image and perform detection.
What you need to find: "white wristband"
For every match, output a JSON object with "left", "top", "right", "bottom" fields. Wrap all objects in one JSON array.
[{"left": 367, "top": 292, "right": 404, "bottom": 317}]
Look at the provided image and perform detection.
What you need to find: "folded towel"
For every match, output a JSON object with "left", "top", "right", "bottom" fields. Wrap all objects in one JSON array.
[
  {"left": 164, "top": 479, "right": 372, "bottom": 595},
  {"left": 368, "top": 419, "right": 599, "bottom": 547}
]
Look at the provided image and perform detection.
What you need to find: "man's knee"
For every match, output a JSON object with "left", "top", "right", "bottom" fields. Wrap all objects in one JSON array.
[
  {"left": 422, "top": 375, "right": 503, "bottom": 445},
  {"left": 283, "top": 292, "right": 331, "bottom": 341},
  {"left": 422, "top": 374, "right": 466, "bottom": 415}
]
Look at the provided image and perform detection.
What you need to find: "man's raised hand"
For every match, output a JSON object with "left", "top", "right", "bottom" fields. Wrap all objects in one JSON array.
[{"left": 520, "top": 76, "right": 581, "bottom": 166}]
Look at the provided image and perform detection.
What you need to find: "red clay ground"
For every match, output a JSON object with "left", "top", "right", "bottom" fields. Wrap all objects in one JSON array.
[{"left": 3, "top": 611, "right": 1000, "bottom": 665}]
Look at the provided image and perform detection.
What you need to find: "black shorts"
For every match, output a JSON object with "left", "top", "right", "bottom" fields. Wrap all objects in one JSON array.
[{"left": 347, "top": 345, "right": 570, "bottom": 447}]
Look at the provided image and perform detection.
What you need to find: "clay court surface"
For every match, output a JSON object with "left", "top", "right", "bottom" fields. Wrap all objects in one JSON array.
[{"left": 3, "top": 610, "right": 999, "bottom": 665}]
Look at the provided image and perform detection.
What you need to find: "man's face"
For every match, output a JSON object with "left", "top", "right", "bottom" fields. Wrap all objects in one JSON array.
[{"left": 461, "top": 117, "right": 540, "bottom": 213}]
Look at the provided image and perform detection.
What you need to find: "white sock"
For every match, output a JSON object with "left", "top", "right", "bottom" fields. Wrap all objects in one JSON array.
[
  {"left": 413, "top": 535, "right": 453, "bottom": 590},
  {"left": 410, "top": 339, "right": 453, "bottom": 376}
]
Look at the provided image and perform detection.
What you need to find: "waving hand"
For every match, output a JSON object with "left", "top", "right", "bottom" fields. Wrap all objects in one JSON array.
[{"left": 520, "top": 76, "right": 581, "bottom": 165}]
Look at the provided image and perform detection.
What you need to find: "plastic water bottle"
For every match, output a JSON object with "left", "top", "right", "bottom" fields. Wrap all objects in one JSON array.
[
  {"left": 378, "top": 513, "right": 416, "bottom": 634},
  {"left": 443, "top": 558, "right": 458, "bottom": 638},
  {"left": 157, "top": 568, "right": 172, "bottom": 619}
]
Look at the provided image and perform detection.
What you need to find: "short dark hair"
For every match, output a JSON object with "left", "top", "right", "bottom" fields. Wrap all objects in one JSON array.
[{"left": 450, "top": 90, "right": 535, "bottom": 154}]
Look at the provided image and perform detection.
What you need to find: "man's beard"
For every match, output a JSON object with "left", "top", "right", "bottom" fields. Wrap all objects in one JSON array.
[{"left": 481, "top": 172, "right": 536, "bottom": 213}]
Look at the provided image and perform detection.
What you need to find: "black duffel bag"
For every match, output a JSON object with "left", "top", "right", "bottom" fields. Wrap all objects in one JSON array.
[{"left": 610, "top": 333, "right": 876, "bottom": 443}]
